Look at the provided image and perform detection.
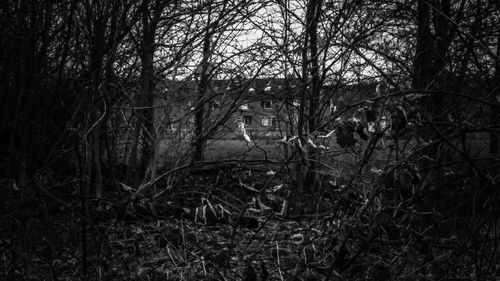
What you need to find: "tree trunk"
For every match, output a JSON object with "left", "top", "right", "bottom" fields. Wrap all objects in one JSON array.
[
  {"left": 489, "top": 9, "right": 500, "bottom": 174},
  {"left": 413, "top": 0, "right": 453, "bottom": 167},
  {"left": 140, "top": 1, "right": 157, "bottom": 182},
  {"left": 430, "top": 0, "right": 450, "bottom": 115},
  {"left": 193, "top": 5, "right": 213, "bottom": 162},
  {"left": 305, "top": 0, "right": 323, "bottom": 193},
  {"left": 128, "top": 1, "right": 158, "bottom": 184},
  {"left": 295, "top": 18, "right": 309, "bottom": 196},
  {"left": 412, "top": 0, "right": 434, "bottom": 90},
  {"left": 88, "top": 19, "right": 105, "bottom": 198},
  {"left": 307, "top": 0, "right": 322, "bottom": 134}
]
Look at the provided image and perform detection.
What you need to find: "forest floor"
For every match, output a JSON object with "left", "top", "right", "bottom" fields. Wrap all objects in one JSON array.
[
  {"left": 1, "top": 162, "right": 484, "bottom": 281},
  {"left": 1, "top": 135, "right": 497, "bottom": 280}
]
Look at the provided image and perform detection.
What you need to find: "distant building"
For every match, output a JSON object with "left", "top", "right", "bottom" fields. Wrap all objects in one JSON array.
[
  {"left": 154, "top": 78, "right": 379, "bottom": 140},
  {"left": 155, "top": 78, "right": 299, "bottom": 140}
]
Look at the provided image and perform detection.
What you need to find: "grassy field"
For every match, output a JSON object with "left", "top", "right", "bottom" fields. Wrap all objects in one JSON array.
[
  {"left": 205, "top": 138, "right": 285, "bottom": 160},
  {"left": 156, "top": 131, "right": 492, "bottom": 176},
  {"left": 156, "top": 137, "right": 288, "bottom": 167}
]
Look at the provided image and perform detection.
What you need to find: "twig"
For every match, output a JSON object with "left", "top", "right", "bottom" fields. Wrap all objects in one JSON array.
[{"left": 276, "top": 241, "right": 284, "bottom": 281}]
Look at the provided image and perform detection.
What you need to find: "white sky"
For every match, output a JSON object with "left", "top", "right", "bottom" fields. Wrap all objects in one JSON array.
[{"left": 160, "top": 1, "right": 406, "bottom": 84}]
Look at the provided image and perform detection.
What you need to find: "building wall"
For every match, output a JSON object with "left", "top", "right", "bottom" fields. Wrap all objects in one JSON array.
[
  {"left": 233, "top": 98, "right": 294, "bottom": 139},
  {"left": 156, "top": 79, "right": 299, "bottom": 140},
  {"left": 153, "top": 78, "right": 378, "bottom": 140}
]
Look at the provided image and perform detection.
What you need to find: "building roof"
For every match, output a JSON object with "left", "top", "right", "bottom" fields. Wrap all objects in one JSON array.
[{"left": 156, "top": 77, "right": 383, "bottom": 104}]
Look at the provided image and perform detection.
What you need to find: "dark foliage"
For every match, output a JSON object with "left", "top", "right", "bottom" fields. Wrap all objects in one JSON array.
[{"left": 1, "top": 0, "right": 499, "bottom": 280}]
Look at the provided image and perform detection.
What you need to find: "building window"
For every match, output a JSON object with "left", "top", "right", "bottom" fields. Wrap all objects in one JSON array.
[
  {"left": 261, "top": 117, "right": 269, "bottom": 126},
  {"left": 243, "top": 115, "right": 252, "bottom": 125},
  {"left": 261, "top": 100, "right": 272, "bottom": 109},
  {"left": 240, "top": 103, "right": 249, "bottom": 110},
  {"left": 269, "top": 117, "right": 279, "bottom": 131},
  {"left": 271, "top": 117, "right": 278, "bottom": 128}
]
